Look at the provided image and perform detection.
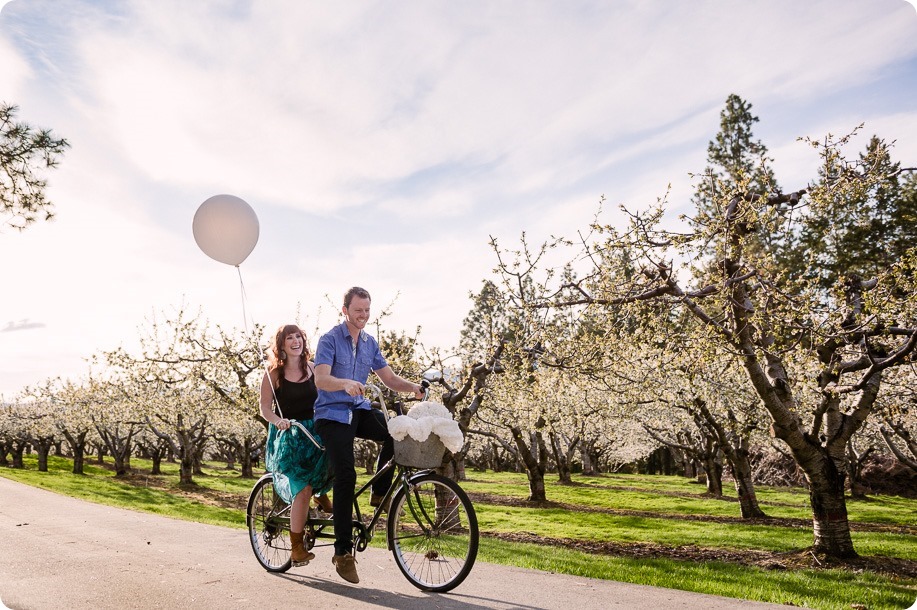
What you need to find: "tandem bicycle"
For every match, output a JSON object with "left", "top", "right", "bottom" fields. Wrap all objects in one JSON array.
[{"left": 246, "top": 374, "right": 479, "bottom": 592}]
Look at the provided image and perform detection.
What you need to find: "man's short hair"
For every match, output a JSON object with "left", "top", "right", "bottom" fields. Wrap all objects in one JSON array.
[{"left": 344, "top": 286, "right": 371, "bottom": 308}]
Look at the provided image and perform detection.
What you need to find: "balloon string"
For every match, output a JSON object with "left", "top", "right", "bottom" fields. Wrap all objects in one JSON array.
[
  {"left": 237, "top": 265, "right": 255, "bottom": 335},
  {"left": 237, "top": 265, "right": 283, "bottom": 419},
  {"left": 235, "top": 265, "right": 321, "bottom": 450}
]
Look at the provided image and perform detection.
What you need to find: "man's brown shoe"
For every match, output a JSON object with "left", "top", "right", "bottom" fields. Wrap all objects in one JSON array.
[{"left": 332, "top": 553, "right": 359, "bottom": 583}]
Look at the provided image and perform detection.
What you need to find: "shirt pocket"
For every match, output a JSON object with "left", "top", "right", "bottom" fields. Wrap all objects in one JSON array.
[
  {"left": 357, "top": 349, "right": 374, "bottom": 367},
  {"left": 332, "top": 351, "right": 353, "bottom": 376},
  {"left": 355, "top": 349, "right": 374, "bottom": 379}
]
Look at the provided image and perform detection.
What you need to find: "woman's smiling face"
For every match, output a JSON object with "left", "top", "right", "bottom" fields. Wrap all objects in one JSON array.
[{"left": 284, "top": 331, "right": 304, "bottom": 356}]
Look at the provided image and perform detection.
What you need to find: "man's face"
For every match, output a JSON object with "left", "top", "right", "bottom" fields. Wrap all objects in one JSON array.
[{"left": 343, "top": 296, "right": 371, "bottom": 331}]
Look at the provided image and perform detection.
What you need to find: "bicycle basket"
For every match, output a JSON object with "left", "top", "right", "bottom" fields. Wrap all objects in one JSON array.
[{"left": 394, "top": 435, "right": 446, "bottom": 469}]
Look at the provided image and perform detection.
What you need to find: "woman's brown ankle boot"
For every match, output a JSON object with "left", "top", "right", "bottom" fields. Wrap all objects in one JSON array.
[{"left": 290, "top": 530, "right": 315, "bottom": 565}]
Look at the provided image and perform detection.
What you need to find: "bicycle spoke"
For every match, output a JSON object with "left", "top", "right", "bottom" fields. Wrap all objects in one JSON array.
[
  {"left": 388, "top": 473, "right": 478, "bottom": 592},
  {"left": 246, "top": 475, "right": 292, "bottom": 572}
]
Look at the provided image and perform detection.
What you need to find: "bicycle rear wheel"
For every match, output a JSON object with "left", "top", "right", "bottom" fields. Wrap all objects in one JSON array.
[
  {"left": 387, "top": 473, "right": 479, "bottom": 592},
  {"left": 246, "top": 474, "right": 293, "bottom": 572}
]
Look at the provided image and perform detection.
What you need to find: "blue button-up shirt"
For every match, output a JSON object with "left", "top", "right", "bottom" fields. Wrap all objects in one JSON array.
[{"left": 313, "top": 322, "right": 388, "bottom": 424}]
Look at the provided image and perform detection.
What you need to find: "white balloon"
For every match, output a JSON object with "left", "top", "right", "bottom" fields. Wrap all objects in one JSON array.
[{"left": 192, "top": 194, "right": 260, "bottom": 266}]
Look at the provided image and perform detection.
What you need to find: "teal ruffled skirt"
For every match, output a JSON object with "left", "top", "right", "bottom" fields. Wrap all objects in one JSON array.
[{"left": 265, "top": 420, "right": 332, "bottom": 504}]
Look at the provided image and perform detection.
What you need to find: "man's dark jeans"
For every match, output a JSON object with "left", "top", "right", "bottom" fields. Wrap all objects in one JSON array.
[{"left": 315, "top": 409, "right": 394, "bottom": 556}]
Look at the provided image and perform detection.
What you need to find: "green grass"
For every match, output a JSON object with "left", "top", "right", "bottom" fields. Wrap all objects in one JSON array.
[
  {"left": 2, "top": 455, "right": 244, "bottom": 528},
  {"left": 477, "top": 537, "right": 915, "bottom": 610},
  {"left": 471, "top": 499, "right": 915, "bottom": 560},
  {"left": 3, "top": 455, "right": 915, "bottom": 610},
  {"left": 465, "top": 471, "right": 917, "bottom": 523}
]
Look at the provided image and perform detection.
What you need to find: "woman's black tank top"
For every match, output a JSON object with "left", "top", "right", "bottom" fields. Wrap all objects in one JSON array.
[{"left": 274, "top": 374, "right": 317, "bottom": 421}]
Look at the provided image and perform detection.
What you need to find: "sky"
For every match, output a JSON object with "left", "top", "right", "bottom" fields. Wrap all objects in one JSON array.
[{"left": 1, "top": 0, "right": 916, "bottom": 398}]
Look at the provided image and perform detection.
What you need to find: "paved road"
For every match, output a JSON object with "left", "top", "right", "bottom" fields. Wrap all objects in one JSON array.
[{"left": 0, "top": 476, "right": 792, "bottom": 610}]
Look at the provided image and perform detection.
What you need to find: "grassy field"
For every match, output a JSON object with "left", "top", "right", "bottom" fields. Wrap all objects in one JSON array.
[{"left": 2, "top": 454, "right": 915, "bottom": 610}]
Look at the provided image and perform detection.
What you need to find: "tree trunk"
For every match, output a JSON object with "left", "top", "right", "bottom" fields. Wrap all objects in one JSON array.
[
  {"left": 179, "top": 448, "right": 195, "bottom": 485},
  {"left": 100, "top": 434, "right": 133, "bottom": 477},
  {"left": 35, "top": 439, "right": 53, "bottom": 472},
  {"left": 663, "top": 446, "right": 677, "bottom": 475},
  {"left": 62, "top": 431, "right": 88, "bottom": 475},
  {"left": 592, "top": 447, "right": 605, "bottom": 473},
  {"left": 549, "top": 431, "right": 573, "bottom": 484},
  {"left": 72, "top": 447, "right": 85, "bottom": 474},
  {"left": 703, "top": 456, "right": 724, "bottom": 497},
  {"left": 809, "top": 458, "right": 857, "bottom": 557},
  {"left": 490, "top": 443, "right": 502, "bottom": 472},
  {"left": 454, "top": 453, "right": 468, "bottom": 481},
  {"left": 732, "top": 464, "right": 766, "bottom": 518},
  {"left": 687, "top": 398, "right": 765, "bottom": 516},
  {"left": 240, "top": 438, "right": 254, "bottom": 478},
  {"left": 434, "top": 483, "right": 463, "bottom": 530},
  {"left": 174, "top": 427, "right": 196, "bottom": 485},
  {"left": 193, "top": 446, "right": 204, "bottom": 476},
  {"left": 728, "top": 440, "right": 767, "bottom": 518},
  {"left": 442, "top": 450, "right": 468, "bottom": 482},
  {"left": 645, "top": 449, "right": 657, "bottom": 474},
  {"left": 580, "top": 444, "right": 596, "bottom": 475},
  {"left": 845, "top": 441, "right": 874, "bottom": 498},
  {"left": 113, "top": 451, "right": 129, "bottom": 476},
  {"left": 684, "top": 459, "right": 696, "bottom": 478},
  {"left": 151, "top": 452, "right": 163, "bottom": 475},
  {"left": 10, "top": 442, "right": 26, "bottom": 468},
  {"left": 440, "top": 454, "right": 469, "bottom": 483},
  {"left": 742, "top": 343, "right": 863, "bottom": 558},
  {"left": 526, "top": 464, "right": 547, "bottom": 501},
  {"left": 510, "top": 426, "right": 547, "bottom": 502}
]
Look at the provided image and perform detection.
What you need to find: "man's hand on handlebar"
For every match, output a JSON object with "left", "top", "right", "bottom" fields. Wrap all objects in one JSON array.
[
  {"left": 342, "top": 380, "right": 365, "bottom": 397},
  {"left": 412, "top": 383, "right": 425, "bottom": 401}
]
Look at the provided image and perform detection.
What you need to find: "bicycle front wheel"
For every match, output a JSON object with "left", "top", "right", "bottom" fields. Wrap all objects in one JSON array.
[
  {"left": 246, "top": 474, "right": 292, "bottom": 572},
  {"left": 387, "top": 473, "right": 479, "bottom": 592}
]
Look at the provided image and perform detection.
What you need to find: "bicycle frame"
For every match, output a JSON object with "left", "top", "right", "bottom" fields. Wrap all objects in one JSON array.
[{"left": 305, "top": 456, "right": 434, "bottom": 553}]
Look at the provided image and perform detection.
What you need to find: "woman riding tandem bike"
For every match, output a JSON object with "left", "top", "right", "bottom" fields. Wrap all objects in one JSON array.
[{"left": 258, "top": 323, "right": 332, "bottom": 566}]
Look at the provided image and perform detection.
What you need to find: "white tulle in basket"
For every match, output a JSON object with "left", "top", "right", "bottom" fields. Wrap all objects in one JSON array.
[{"left": 387, "top": 401, "right": 465, "bottom": 468}]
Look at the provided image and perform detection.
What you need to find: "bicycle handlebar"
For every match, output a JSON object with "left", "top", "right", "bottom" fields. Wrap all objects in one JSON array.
[
  {"left": 279, "top": 419, "right": 324, "bottom": 450},
  {"left": 277, "top": 378, "right": 431, "bottom": 447},
  {"left": 364, "top": 383, "right": 389, "bottom": 421},
  {"left": 365, "top": 380, "right": 431, "bottom": 422}
]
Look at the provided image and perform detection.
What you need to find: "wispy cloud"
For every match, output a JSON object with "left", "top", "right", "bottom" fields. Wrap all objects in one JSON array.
[
  {"left": 51, "top": 1, "right": 917, "bottom": 216},
  {"left": 1, "top": 319, "right": 45, "bottom": 333}
]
